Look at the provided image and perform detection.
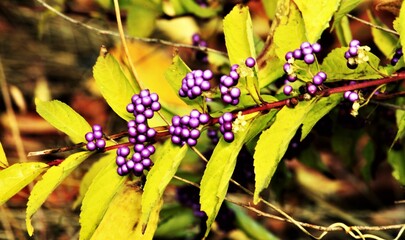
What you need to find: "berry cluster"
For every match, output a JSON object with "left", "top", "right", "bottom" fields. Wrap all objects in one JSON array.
[
  {"left": 344, "top": 39, "right": 370, "bottom": 69},
  {"left": 179, "top": 70, "right": 212, "bottom": 99},
  {"left": 285, "top": 42, "right": 321, "bottom": 65},
  {"left": 126, "top": 89, "right": 160, "bottom": 143},
  {"left": 283, "top": 42, "right": 322, "bottom": 96},
  {"left": 170, "top": 109, "right": 210, "bottom": 146},
  {"left": 219, "top": 64, "right": 241, "bottom": 105},
  {"left": 391, "top": 48, "right": 403, "bottom": 66},
  {"left": 344, "top": 90, "right": 359, "bottom": 102},
  {"left": 116, "top": 145, "right": 154, "bottom": 176},
  {"left": 218, "top": 112, "right": 234, "bottom": 143},
  {"left": 85, "top": 124, "right": 106, "bottom": 151},
  {"left": 192, "top": 33, "right": 208, "bottom": 63}
]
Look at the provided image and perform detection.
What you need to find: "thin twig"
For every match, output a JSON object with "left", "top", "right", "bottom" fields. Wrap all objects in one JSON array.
[
  {"left": 346, "top": 13, "right": 399, "bottom": 36},
  {"left": 34, "top": 0, "right": 227, "bottom": 56},
  {"left": 112, "top": 0, "right": 143, "bottom": 90}
]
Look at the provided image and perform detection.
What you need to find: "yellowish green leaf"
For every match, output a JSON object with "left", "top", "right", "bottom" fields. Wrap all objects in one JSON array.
[{"left": 0, "top": 142, "right": 8, "bottom": 168}]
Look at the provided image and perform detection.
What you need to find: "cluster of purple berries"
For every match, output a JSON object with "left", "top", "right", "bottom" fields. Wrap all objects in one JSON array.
[
  {"left": 344, "top": 39, "right": 370, "bottom": 69},
  {"left": 283, "top": 42, "right": 323, "bottom": 96},
  {"left": 285, "top": 42, "right": 321, "bottom": 66},
  {"left": 219, "top": 64, "right": 241, "bottom": 105},
  {"left": 115, "top": 145, "right": 154, "bottom": 176},
  {"left": 170, "top": 109, "right": 210, "bottom": 146},
  {"left": 192, "top": 33, "right": 208, "bottom": 63},
  {"left": 126, "top": 89, "right": 160, "bottom": 143},
  {"left": 343, "top": 90, "right": 359, "bottom": 102},
  {"left": 391, "top": 48, "right": 403, "bottom": 66},
  {"left": 179, "top": 70, "right": 212, "bottom": 99},
  {"left": 85, "top": 124, "right": 106, "bottom": 151},
  {"left": 218, "top": 112, "right": 234, "bottom": 143}
]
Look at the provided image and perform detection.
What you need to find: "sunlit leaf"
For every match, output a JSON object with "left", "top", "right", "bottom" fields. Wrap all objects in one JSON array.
[
  {"left": 368, "top": 10, "right": 398, "bottom": 58},
  {"left": 154, "top": 205, "right": 196, "bottom": 238},
  {"left": 223, "top": 4, "right": 261, "bottom": 103},
  {"left": 0, "top": 162, "right": 48, "bottom": 206},
  {"left": 90, "top": 181, "right": 142, "bottom": 239},
  {"left": 178, "top": 0, "right": 221, "bottom": 18},
  {"left": 333, "top": 0, "right": 363, "bottom": 28},
  {"left": 200, "top": 111, "right": 276, "bottom": 237},
  {"left": 127, "top": 0, "right": 162, "bottom": 37},
  {"left": 253, "top": 100, "right": 315, "bottom": 203},
  {"left": 334, "top": 16, "right": 352, "bottom": 46},
  {"left": 79, "top": 158, "right": 128, "bottom": 240},
  {"left": 0, "top": 142, "right": 8, "bottom": 168},
  {"left": 73, "top": 152, "right": 114, "bottom": 209},
  {"left": 26, "top": 152, "right": 91, "bottom": 236},
  {"left": 164, "top": 54, "right": 201, "bottom": 110},
  {"left": 36, "top": 99, "right": 92, "bottom": 144},
  {"left": 140, "top": 141, "right": 187, "bottom": 231},
  {"left": 294, "top": 0, "right": 341, "bottom": 43},
  {"left": 301, "top": 94, "right": 342, "bottom": 141},
  {"left": 93, "top": 53, "right": 139, "bottom": 121},
  {"left": 392, "top": 98, "right": 405, "bottom": 146},
  {"left": 398, "top": 2, "right": 405, "bottom": 56},
  {"left": 321, "top": 47, "right": 383, "bottom": 81}
]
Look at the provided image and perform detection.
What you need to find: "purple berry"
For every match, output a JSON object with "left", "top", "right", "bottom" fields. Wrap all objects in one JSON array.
[
  {"left": 223, "top": 132, "right": 234, "bottom": 143},
  {"left": 344, "top": 91, "right": 352, "bottom": 99},
  {"left": 222, "top": 76, "right": 235, "bottom": 88},
  {"left": 283, "top": 85, "right": 293, "bottom": 95},
  {"left": 344, "top": 51, "right": 351, "bottom": 59},
  {"left": 126, "top": 160, "right": 135, "bottom": 169},
  {"left": 349, "top": 39, "right": 360, "bottom": 47},
  {"left": 140, "top": 89, "right": 150, "bottom": 98},
  {"left": 144, "top": 109, "right": 154, "bottom": 118},
  {"left": 231, "top": 64, "right": 239, "bottom": 71},
  {"left": 147, "top": 145, "right": 155, "bottom": 154},
  {"left": 117, "top": 167, "right": 124, "bottom": 176},
  {"left": 137, "top": 134, "right": 147, "bottom": 143},
  {"left": 283, "top": 63, "right": 292, "bottom": 74},
  {"left": 172, "top": 115, "right": 181, "bottom": 126},
  {"left": 132, "top": 152, "right": 142, "bottom": 162},
  {"left": 191, "top": 86, "right": 202, "bottom": 96},
  {"left": 302, "top": 47, "right": 313, "bottom": 55},
  {"left": 116, "top": 156, "right": 126, "bottom": 166},
  {"left": 189, "top": 118, "right": 200, "bottom": 128},
  {"left": 135, "top": 104, "right": 145, "bottom": 113},
  {"left": 190, "top": 129, "right": 201, "bottom": 139},
  {"left": 285, "top": 51, "right": 293, "bottom": 61},
  {"left": 349, "top": 47, "right": 358, "bottom": 56},
  {"left": 245, "top": 57, "right": 256, "bottom": 68},
  {"left": 93, "top": 130, "right": 103, "bottom": 140},
  {"left": 187, "top": 138, "right": 197, "bottom": 146},
  {"left": 231, "top": 99, "right": 239, "bottom": 105},
  {"left": 304, "top": 54, "right": 315, "bottom": 64},
  {"left": 171, "top": 135, "right": 181, "bottom": 145},
  {"left": 229, "top": 87, "right": 241, "bottom": 98},
  {"left": 150, "top": 93, "right": 159, "bottom": 102},
  {"left": 92, "top": 124, "right": 102, "bottom": 132},
  {"left": 200, "top": 81, "right": 211, "bottom": 91},
  {"left": 128, "top": 127, "right": 137, "bottom": 137},
  {"left": 96, "top": 139, "right": 106, "bottom": 149},
  {"left": 190, "top": 109, "right": 200, "bottom": 118},
  {"left": 312, "top": 43, "right": 321, "bottom": 53},
  {"left": 312, "top": 75, "right": 324, "bottom": 86},
  {"left": 199, "top": 113, "right": 210, "bottom": 124},
  {"left": 118, "top": 146, "right": 130, "bottom": 157},
  {"left": 134, "top": 163, "right": 144, "bottom": 173},
  {"left": 307, "top": 84, "right": 317, "bottom": 95},
  {"left": 126, "top": 103, "right": 135, "bottom": 113},
  {"left": 300, "top": 41, "right": 311, "bottom": 50},
  {"left": 293, "top": 49, "right": 303, "bottom": 59},
  {"left": 86, "top": 142, "right": 96, "bottom": 151},
  {"left": 85, "top": 132, "right": 94, "bottom": 142},
  {"left": 287, "top": 74, "right": 297, "bottom": 82},
  {"left": 202, "top": 70, "right": 213, "bottom": 80},
  {"left": 222, "top": 112, "right": 233, "bottom": 122},
  {"left": 137, "top": 124, "right": 147, "bottom": 134},
  {"left": 146, "top": 128, "right": 156, "bottom": 138},
  {"left": 349, "top": 92, "right": 359, "bottom": 102},
  {"left": 142, "top": 158, "right": 152, "bottom": 168},
  {"left": 317, "top": 71, "right": 327, "bottom": 80}
]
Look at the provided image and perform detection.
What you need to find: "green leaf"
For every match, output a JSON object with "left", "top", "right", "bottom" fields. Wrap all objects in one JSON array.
[
  {"left": 93, "top": 54, "right": 139, "bottom": 121},
  {"left": 164, "top": 54, "right": 200, "bottom": 110},
  {"left": 223, "top": 5, "right": 261, "bottom": 103},
  {"left": 26, "top": 152, "right": 91, "bottom": 236},
  {"left": 0, "top": 162, "right": 48, "bottom": 206},
  {"left": 73, "top": 152, "right": 114, "bottom": 209},
  {"left": 387, "top": 149, "right": 405, "bottom": 185},
  {"left": 321, "top": 47, "right": 382, "bottom": 81},
  {"left": 301, "top": 94, "right": 342, "bottom": 141},
  {"left": 334, "top": 16, "right": 352, "bottom": 46},
  {"left": 199, "top": 111, "right": 275, "bottom": 237},
  {"left": 229, "top": 203, "right": 279, "bottom": 240},
  {"left": 155, "top": 205, "right": 196, "bottom": 238},
  {"left": 79, "top": 158, "right": 128, "bottom": 240},
  {"left": 274, "top": 2, "right": 306, "bottom": 60},
  {"left": 253, "top": 100, "right": 315, "bottom": 203},
  {"left": 398, "top": 2, "right": 405, "bottom": 56},
  {"left": 36, "top": 99, "right": 92, "bottom": 144},
  {"left": 127, "top": 1, "right": 162, "bottom": 38},
  {"left": 294, "top": 0, "right": 341, "bottom": 43},
  {"left": 140, "top": 141, "right": 187, "bottom": 231},
  {"left": 333, "top": 0, "right": 363, "bottom": 28},
  {"left": 392, "top": 101, "right": 405, "bottom": 146},
  {"left": 179, "top": 0, "right": 220, "bottom": 18},
  {"left": 92, "top": 181, "right": 163, "bottom": 239},
  {"left": 262, "top": 0, "right": 278, "bottom": 20},
  {"left": 368, "top": 10, "right": 398, "bottom": 58},
  {"left": 0, "top": 142, "right": 8, "bottom": 168},
  {"left": 361, "top": 140, "right": 375, "bottom": 182}
]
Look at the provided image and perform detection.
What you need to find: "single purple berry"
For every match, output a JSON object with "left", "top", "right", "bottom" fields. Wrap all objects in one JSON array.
[
  {"left": 181, "top": 115, "right": 190, "bottom": 125},
  {"left": 118, "top": 146, "right": 130, "bottom": 157},
  {"left": 229, "top": 70, "right": 239, "bottom": 80},
  {"left": 396, "top": 48, "right": 403, "bottom": 55},
  {"left": 126, "top": 160, "right": 135, "bottom": 169},
  {"left": 304, "top": 54, "right": 315, "bottom": 64},
  {"left": 344, "top": 91, "right": 352, "bottom": 99},
  {"left": 116, "top": 156, "right": 126, "bottom": 166},
  {"left": 192, "top": 33, "right": 201, "bottom": 44},
  {"left": 200, "top": 81, "right": 211, "bottom": 91},
  {"left": 96, "top": 139, "right": 106, "bottom": 149},
  {"left": 283, "top": 63, "right": 292, "bottom": 74},
  {"left": 137, "top": 134, "right": 147, "bottom": 143},
  {"left": 293, "top": 49, "right": 303, "bottom": 59},
  {"left": 199, "top": 113, "right": 210, "bottom": 124},
  {"left": 287, "top": 74, "right": 297, "bottom": 82},
  {"left": 134, "top": 163, "right": 144, "bottom": 173},
  {"left": 312, "top": 75, "right": 324, "bottom": 86},
  {"left": 283, "top": 85, "right": 293, "bottom": 95},
  {"left": 146, "top": 128, "right": 156, "bottom": 138},
  {"left": 150, "top": 93, "right": 159, "bottom": 102},
  {"left": 344, "top": 51, "right": 351, "bottom": 59},
  {"left": 147, "top": 145, "right": 155, "bottom": 154},
  {"left": 222, "top": 112, "right": 233, "bottom": 122},
  {"left": 93, "top": 130, "right": 103, "bottom": 140},
  {"left": 285, "top": 51, "right": 294, "bottom": 61},
  {"left": 172, "top": 115, "right": 181, "bottom": 126},
  {"left": 222, "top": 122, "right": 232, "bottom": 131},
  {"left": 144, "top": 109, "right": 154, "bottom": 118},
  {"left": 349, "top": 47, "right": 358, "bottom": 56},
  {"left": 140, "top": 89, "right": 150, "bottom": 98},
  {"left": 231, "top": 99, "right": 239, "bottom": 105},
  {"left": 223, "top": 132, "right": 234, "bottom": 143},
  {"left": 85, "top": 132, "right": 94, "bottom": 142},
  {"left": 187, "top": 138, "right": 197, "bottom": 146},
  {"left": 202, "top": 70, "right": 213, "bottom": 80},
  {"left": 141, "top": 149, "right": 151, "bottom": 158},
  {"left": 231, "top": 64, "right": 239, "bottom": 71},
  {"left": 317, "top": 71, "right": 327, "bottom": 80},
  {"left": 302, "top": 47, "right": 313, "bottom": 55},
  {"left": 312, "top": 43, "right": 321, "bottom": 53},
  {"left": 137, "top": 124, "right": 148, "bottom": 134},
  {"left": 245, "top": 57, "right": 256, "bottom": 68},
  {"left": 181, "top": 128, "right": 190, "bottom": 138},
  {"left": 128, "top": 126, "right": 137, "bottom": 137},
  {"left": 86, "top": 142, "right": 96, "bottom": 151},
  {"left": 229, "top": 87, "right": 241, "bottom": 98},
  {"left": 222, "top": 76, "right": 235, "bottom": 88},
  {"left": 126, "top": 103, "right": 135, "bottom": 113},
  {"left": 190, "top": 129, "right": 201, "bottom": 139},
  {"left": 349, "top": 39, "right": 360, "bottom": 48},
  {"left": 190, "top": 109, "right": 200, "bottom": 118},
  {"left": 189, "top": 118, "right": 200, "bottom": 128},
  {"left": 222, "top": 94, "right": 232, "bottom": 104},
  {"left": 300, "top": 41, "right": 311, "bottom": 50},
  {"left": 392, "top": 57, "right": 399, "bottom": 65},
  {"left": 307, "top": 84, "right": 317, "bottom": 95},
  {"left": 135, "top": 114, "right": 146, "bottom": 124},
  {"left": 92, "top": 124, "right": 102, "bottom": 132},
  {"left": 191, "top": 86, "right": 202, "bottom": 96},
  {"left": 142, "top": 158, "right": 152, "bottom": 168},
  {"left": 171, "top": 135, "right": 181, "bottom": 145},
  {"left": 117, "top": 167, "right": 124, "bottom": 176},
  {"left": 142, "top": 96, "right": 152, "bottom": 106},
  {"left": 135, "top": 104, "right": 145, "bottom": 113},
  {"left": 132, "top": 152, "right": 142, "bottom": 162}
]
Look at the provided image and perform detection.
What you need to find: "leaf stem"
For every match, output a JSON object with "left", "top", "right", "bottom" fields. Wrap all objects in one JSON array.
[{"left": 346, "top": 13, "right": 399, "bottom": 36}]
